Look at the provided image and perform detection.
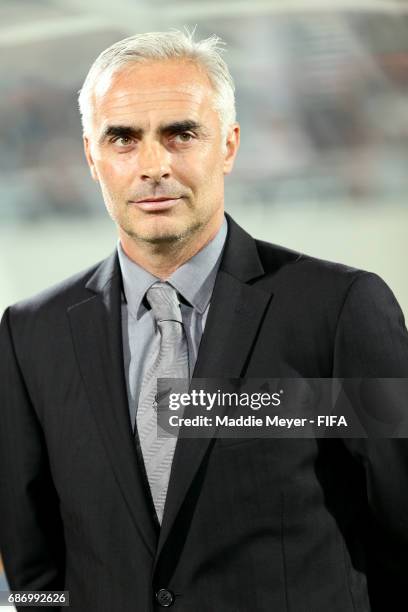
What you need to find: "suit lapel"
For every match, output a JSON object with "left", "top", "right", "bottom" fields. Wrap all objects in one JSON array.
[
  {"left": 155, "top": 215, "right": 274, "bottom": 563},
  {"left": 67, "top": 254, "right": 157, "bottom": 556}
]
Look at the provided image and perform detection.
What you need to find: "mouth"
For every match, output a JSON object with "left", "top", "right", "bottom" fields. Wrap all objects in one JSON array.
[{"left": 130, "top": 197, "right": 182, "bottom": 212}]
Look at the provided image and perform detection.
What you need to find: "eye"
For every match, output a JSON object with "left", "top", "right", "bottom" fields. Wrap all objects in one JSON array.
[
  {"left": 173, "top": 132, "right": 195, "bottom": 143},
  {"left": 112, "top": 136, "right": 134, "bottom": 147}
]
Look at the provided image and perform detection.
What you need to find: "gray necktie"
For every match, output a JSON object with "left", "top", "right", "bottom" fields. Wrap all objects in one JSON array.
[{"left": 136, "top": 282, "right": 189, "bottom": 523}]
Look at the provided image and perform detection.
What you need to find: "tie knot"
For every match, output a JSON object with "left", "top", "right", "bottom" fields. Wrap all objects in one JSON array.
[{"left": 146, "top": 282, "right": 182, "bottom": 324}]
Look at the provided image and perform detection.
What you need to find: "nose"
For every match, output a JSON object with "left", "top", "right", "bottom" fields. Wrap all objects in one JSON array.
[{"left": 138, "top": 140, "right": 171, "bottom": 182}]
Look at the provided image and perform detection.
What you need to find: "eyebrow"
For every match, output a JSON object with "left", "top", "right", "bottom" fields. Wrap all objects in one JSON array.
[{"left": 98, "top": 120, "right": 203, "bottom": 145}]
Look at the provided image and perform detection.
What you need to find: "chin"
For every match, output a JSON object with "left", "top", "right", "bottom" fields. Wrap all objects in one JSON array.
[
  {"left": 141, "top": 233, "right": 184, "bottom": 245},
  {"left": 124, "top": 217, "right": 198, "bottom": 245}
]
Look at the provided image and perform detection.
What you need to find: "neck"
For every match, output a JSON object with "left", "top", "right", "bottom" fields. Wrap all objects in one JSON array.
[{"left": 119, "top": 216, "right": 224, "bottom": 279}]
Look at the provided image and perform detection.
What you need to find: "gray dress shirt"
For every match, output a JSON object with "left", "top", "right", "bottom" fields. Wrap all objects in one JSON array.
[{"left": 117, "top": 216, "right": 228, "bottom": 433}]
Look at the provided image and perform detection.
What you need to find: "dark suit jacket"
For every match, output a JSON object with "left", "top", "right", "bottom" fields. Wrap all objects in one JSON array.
[{"left": 1, "top": 213, "right": 408, "bottom": 612}]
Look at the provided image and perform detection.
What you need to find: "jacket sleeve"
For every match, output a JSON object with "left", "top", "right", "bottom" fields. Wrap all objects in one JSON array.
[
  {"left": 0, "top": 307, "right": 65, "bottom": 608},
  {"left": 332, "top": 272, "right": 408, "bottom": 611}
]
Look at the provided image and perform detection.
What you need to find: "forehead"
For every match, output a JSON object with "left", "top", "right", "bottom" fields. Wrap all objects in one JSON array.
[{"left": 91, "top": 59, "right": 218, "bottom": 129}]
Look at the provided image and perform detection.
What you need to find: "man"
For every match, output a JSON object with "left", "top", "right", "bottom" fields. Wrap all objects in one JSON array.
[{"left": 0, "top": 30, "right": 407, "bottom": 612}]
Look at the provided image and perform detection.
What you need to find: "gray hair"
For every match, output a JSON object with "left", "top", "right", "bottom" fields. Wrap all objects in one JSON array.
[{"left": 78, "top": 28, "right": 236, "bottom": 140}]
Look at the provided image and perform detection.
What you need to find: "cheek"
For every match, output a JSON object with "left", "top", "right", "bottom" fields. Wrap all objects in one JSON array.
[
  {"left": 175, "top": 148, "right": 223, "bottom": 191},
  {"left": 175, "top": 163, "right": 203, "bottom": 190},
  {"left": 96, "top": 154, "right": 136, "bottom": 185}
]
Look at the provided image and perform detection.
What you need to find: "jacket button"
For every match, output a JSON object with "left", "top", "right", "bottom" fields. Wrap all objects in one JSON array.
[{"left": 155, "top": 588, "right": 175, "bottom": 607}]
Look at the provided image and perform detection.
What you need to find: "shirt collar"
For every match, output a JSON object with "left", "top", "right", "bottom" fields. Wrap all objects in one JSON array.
[{"left": 117, "top": 215, "right": 228, "bottom": 318}]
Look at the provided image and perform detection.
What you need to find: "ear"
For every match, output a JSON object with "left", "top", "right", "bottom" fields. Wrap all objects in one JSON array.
[
  {"left": 223, "top": 123, "right": 240, "bottom": 175},
  {"left": 83, "top": 136, "right": 99, "bottom": 182}
]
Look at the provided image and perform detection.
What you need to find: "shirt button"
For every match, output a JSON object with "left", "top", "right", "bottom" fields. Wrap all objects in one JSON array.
[{"left": 155, "top": 588, "right": 175, "bottom": 607}]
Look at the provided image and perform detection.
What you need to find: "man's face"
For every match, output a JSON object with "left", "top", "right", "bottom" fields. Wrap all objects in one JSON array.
[{"left": 84, "top": 59, "right": 239, "bottom": 246}]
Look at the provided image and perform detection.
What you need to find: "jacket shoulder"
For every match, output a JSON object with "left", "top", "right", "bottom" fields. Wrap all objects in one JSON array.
[
  {"left": 5, "top": 256, "right": 111, "bottom": 320},
  {"left": 255, "top": 238, "right": 368, "bottom": 286}
]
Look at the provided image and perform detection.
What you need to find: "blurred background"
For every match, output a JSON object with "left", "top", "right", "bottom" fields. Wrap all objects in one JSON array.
[{"left": 0, "top": 0, "right": 407, "bottom": 601}]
